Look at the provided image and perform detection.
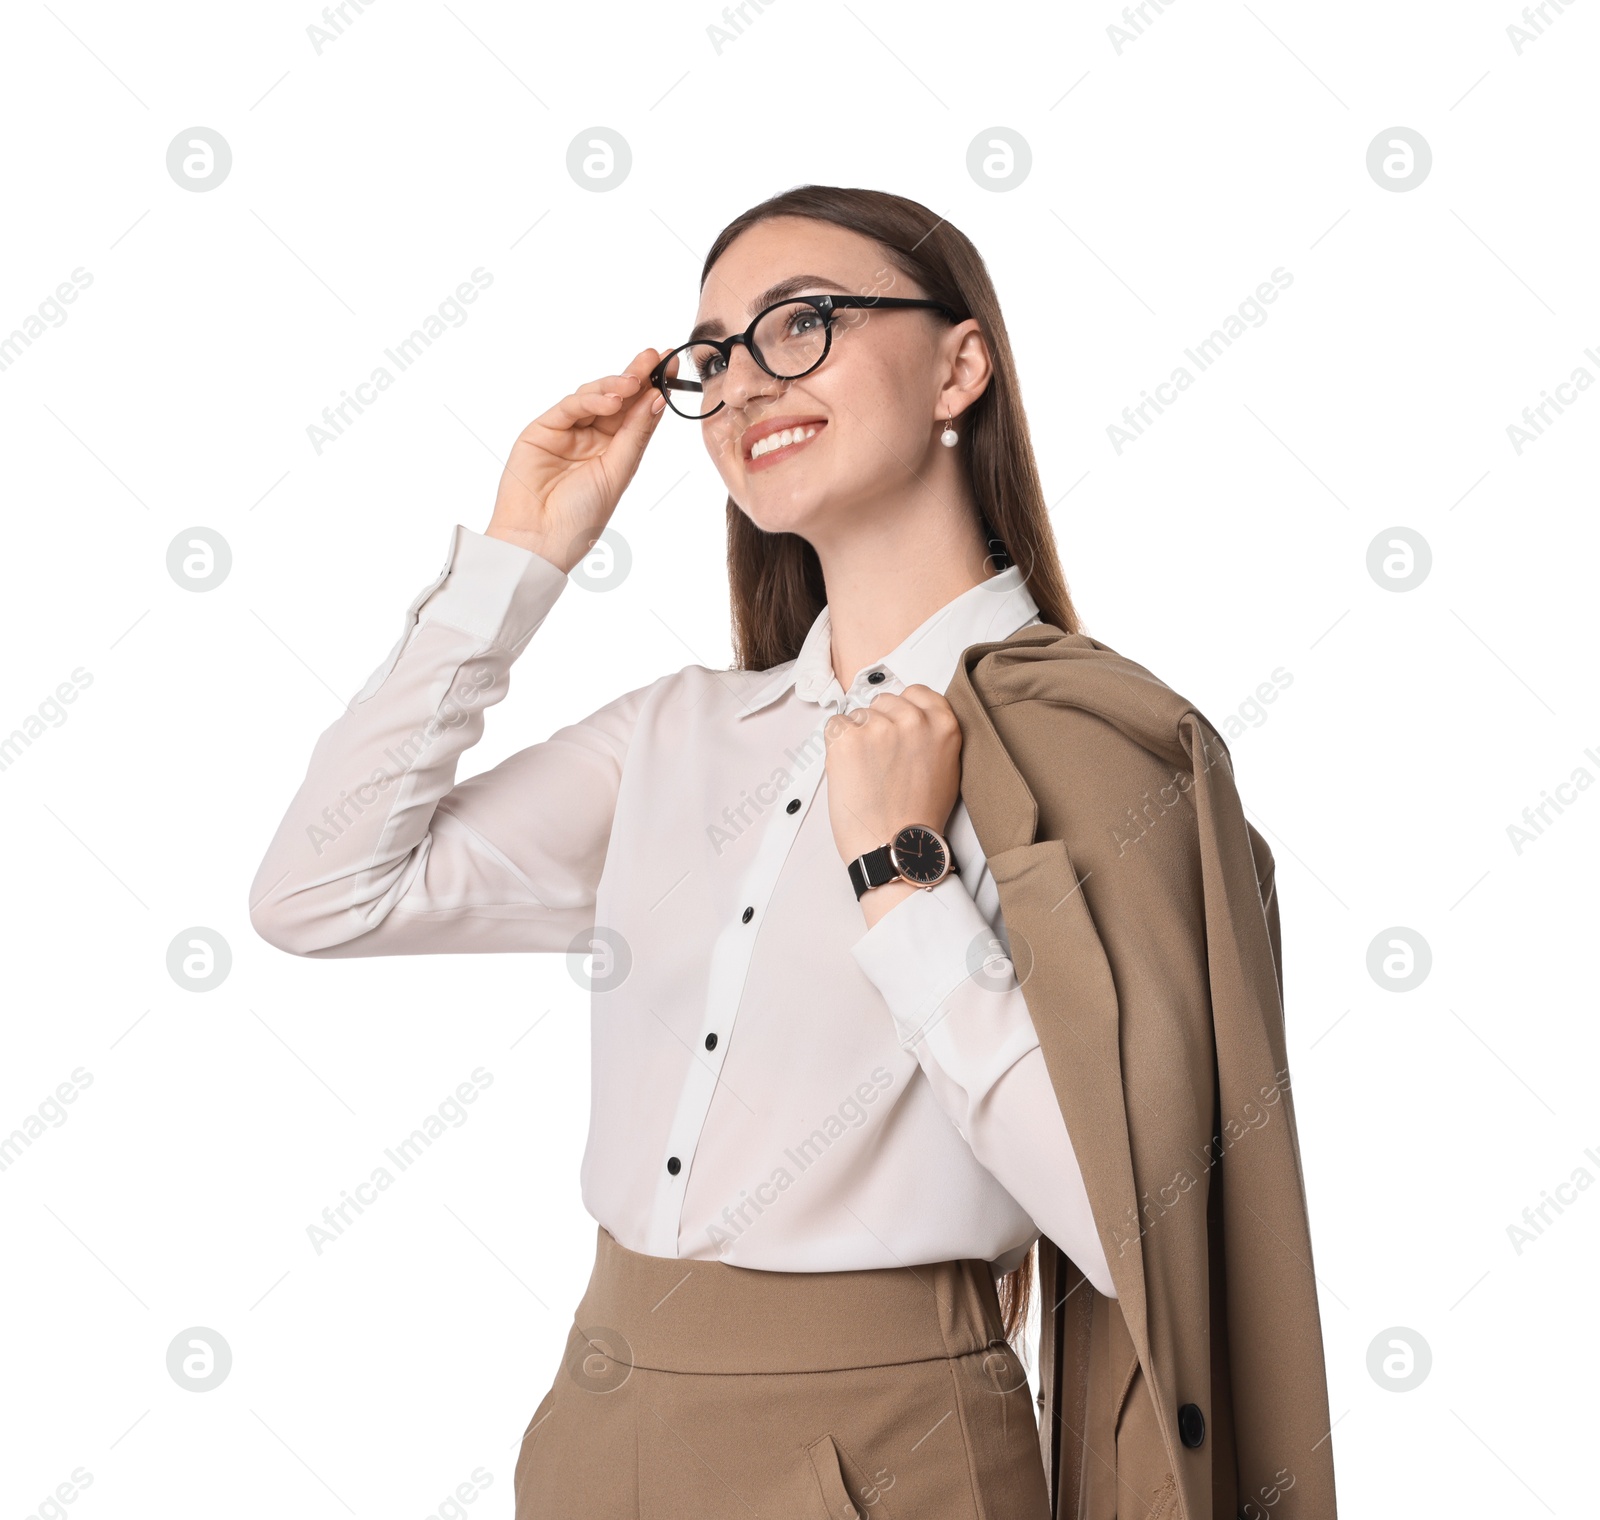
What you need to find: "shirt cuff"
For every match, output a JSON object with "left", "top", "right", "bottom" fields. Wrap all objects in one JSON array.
[
  {"left": 413, "top": 523, "right": 569, "bottom": 650},
  {"left": 851, "top": 874, "right": 1042, "bottom": 1071}
]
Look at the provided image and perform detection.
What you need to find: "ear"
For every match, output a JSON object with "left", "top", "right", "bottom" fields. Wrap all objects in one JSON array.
[{"left": 937, "top": 318, "right": 993, "bottom": 421}]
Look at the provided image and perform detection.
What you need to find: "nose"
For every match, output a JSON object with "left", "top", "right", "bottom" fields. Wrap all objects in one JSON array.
[{"left": 720, "top": 341, "right": 785, "bottom": 412}]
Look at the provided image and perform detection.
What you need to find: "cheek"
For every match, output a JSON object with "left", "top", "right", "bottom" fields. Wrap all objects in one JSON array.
[
  {"left": 830, "top": 349, "right": 928, "bottom": 448},
  {"left": 832, "top": 391, "right": 926, "bottom": 469},
  {"left": 700, "top": 420, "right": 744, "bottom": 481}
]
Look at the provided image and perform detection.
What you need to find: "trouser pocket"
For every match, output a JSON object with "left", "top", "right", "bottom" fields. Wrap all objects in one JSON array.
[
  {"left": 512, "top": 1381, "right": 559, "bottom": 1512},
  {"left": 808, "top": 1432, "right": 896, "bottom": 1520},
  {"left": 514, "top": 1322, "right": 638, "bottom": 1518}
]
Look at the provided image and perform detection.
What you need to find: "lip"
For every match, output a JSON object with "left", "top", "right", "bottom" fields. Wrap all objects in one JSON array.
[{"left": 741, "top": 414, "right": 828, "bottom": 471}]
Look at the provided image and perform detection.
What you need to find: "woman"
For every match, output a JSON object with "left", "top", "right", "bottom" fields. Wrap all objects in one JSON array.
[{"left": 251, "top": 186, "right": 1116, "bottom": 1517}]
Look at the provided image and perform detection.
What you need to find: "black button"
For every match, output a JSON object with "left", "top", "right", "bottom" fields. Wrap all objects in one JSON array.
[
  {"left": 786, "top": 797, "right": 801, "bottom": 814},
  {"left": 704, "top": 1033, "right": 717, "bottom": 1050},
  {"left": 741, "top": 906, "right": 754, "bottom": 923},
  {"left": 1177, "top": 1403, "right": 1205, "bottom": 1449},
  {"left": 666, "top": 1156, "right": 681, "bottom": 1175},
  {"left": 867, "top": 670, "right": 886, "bottom": 684}
]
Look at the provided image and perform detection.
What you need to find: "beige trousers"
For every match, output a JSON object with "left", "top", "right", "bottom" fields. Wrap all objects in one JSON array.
[{"left": 514, "top": 1225, "right": 1051, "bottom": 1519}]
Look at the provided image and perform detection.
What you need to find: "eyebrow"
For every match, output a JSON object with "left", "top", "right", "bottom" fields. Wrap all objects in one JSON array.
[{"left": 688, "top": 274, "right": 854, "bottom": 344}]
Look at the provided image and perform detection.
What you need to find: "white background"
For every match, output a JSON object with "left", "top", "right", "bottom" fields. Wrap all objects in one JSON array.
[{"left": 1, "top": 1, "right": 1595, "bottom": 1516}]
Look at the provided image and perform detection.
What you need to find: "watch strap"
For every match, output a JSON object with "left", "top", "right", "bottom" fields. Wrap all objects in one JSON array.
[{"left": 848, "top": 844, "right": 899, "bottom": 901}]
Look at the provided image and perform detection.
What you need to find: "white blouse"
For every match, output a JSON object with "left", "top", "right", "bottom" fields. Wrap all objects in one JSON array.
[{"left": 249, "top": 525, "right": 1114, "bottom": 1296}]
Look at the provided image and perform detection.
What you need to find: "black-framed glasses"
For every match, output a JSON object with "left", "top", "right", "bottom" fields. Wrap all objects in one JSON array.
[{"left": 650, "top": 294, "right": 963, "bottom": 419}]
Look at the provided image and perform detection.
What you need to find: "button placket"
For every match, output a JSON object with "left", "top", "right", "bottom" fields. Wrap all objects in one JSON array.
[
  {"left": 841, "top": 669, "right": 901, "bottom": 718},
  {"left": 645, "top": 724, "right": 831, "bottom": 1256}
]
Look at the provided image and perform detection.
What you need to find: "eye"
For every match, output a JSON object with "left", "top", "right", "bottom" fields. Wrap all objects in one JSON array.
[{"left": 686, "top": 342, "right": 727, "bottom": 380}]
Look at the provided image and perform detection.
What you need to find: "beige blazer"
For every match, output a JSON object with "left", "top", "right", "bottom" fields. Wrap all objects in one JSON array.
[{"left": 945, "top": 625, "right": 1337, "bottom": 1520}]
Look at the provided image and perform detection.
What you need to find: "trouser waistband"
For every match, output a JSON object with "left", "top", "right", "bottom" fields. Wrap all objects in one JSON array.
[{"left": 570, "top": 1224, "right": 1008, "bottom": 1374}]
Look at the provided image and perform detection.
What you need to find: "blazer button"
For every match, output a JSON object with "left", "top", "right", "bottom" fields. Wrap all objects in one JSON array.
[
  {"left": 1177, "top": 1403, "right": 1205, "bottom": 1449},
  {"left": 741, "top": 906, "right": 754, "bottom": 923},
  {"left": 666, "top": 1156, "right": 681, "bottom": 1175},
  {"left": 704, "top": 1033, "right": 717, "bottom": 1050},
  {"left": 786, "top": 797, "right": 801, "bottom": 814}
]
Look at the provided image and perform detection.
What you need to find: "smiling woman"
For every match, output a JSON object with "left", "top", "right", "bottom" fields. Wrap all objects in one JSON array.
[
  {"left": 251, "top": 184, "right": 1089, "bottom": 1519},
  {"left": 247, "top": 185, "right": 1331, "bottom": 1520}
]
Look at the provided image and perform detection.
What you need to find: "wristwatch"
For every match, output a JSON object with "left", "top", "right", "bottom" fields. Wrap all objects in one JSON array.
[{"left": 847, "top": 824, "right": 955, "bottom": 901}]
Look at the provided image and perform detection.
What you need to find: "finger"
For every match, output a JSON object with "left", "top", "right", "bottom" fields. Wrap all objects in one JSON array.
[
  {"left": 595, "top": 378, "right": 668, "bottom": 484},
  {"left": 855, "top": 692, "right": 919, "bottom": 729},
  {"left": 594, "top": 350, "right": 662, "bottom": 399},
  {"left": 889, "top": 688, "right": 959, "bottom": 732},
  {"left": 594, "top": 350, "right": 673, "bottom": 430},
  {"left": 535, "top": 356, "right": 663, "bottom": 430},
  {"left": 623, "top": 347, "right": 663, "bottom": 379},
  {"left": 528, "top": 388, "right": 633, "bottom": 434},
  {"left": 575, "top": 373, "right": 643, "bottom": 398},
  {"left": 893, "top": 684, "right": 952, "bottom": 716},
  {"left": 578, "top": 352, "right": 660, "bottom": 396}
]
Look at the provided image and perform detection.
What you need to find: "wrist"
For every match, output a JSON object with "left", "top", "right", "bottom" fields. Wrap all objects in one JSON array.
[
  {"left": 483, "top": 521, "right": 571, "bottom": 572},
  {"left": 845, "top": 823, "right": 955, "bottom": 903}
]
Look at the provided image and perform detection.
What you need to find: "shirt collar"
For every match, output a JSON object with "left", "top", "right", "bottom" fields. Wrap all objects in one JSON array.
[{"left": 737, "top": 563, "right": 1041, "bottom": 718}]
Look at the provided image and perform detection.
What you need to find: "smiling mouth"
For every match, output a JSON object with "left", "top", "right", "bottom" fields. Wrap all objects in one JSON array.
[{"left": 746, "top": 421, "right": 826, "bottom": 472}]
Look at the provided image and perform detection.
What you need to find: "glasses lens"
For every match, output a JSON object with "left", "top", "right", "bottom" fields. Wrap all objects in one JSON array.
[
  {"left": 751, "top": 300, "right": 828, "bottom": 379},
  {"left": 658, "top": 344, "right": 726, "bottom": 418}
]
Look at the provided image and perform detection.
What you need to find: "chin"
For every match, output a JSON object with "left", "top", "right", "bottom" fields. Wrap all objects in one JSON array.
[{"left": 732, "top": 484, "right": 829, "bottom": 540}]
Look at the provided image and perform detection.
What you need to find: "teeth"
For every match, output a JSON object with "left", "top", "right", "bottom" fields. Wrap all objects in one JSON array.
[{"left": 751, "top": 425, "right": 818, "bottom": 460}]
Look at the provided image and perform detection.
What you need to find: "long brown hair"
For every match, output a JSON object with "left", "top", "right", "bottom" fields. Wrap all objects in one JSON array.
[{"left": 702, "top": 186, "right": 1081, "bottom": 1350}]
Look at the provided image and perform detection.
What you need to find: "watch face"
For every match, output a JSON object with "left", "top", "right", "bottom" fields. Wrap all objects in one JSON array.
[{"left": 890, "top": 825, "right": 949, "bottom": 886}]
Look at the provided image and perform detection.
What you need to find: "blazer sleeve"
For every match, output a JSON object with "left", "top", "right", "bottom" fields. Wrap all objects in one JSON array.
[
  {"left": 248, "top": 523, "right": 655, "bottom": 958},
  {"left": 851, "top": 873, "right": 1117, "bottom": 1298}
]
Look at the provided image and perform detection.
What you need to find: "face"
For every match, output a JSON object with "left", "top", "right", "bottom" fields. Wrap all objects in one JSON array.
[{"left": 683, "top": 216, "right": 982, "bottom": 544}]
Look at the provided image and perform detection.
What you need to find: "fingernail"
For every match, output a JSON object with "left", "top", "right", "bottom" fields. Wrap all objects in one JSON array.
[{"left": 650, "top": 392, "right": 666, "bottom": 413}]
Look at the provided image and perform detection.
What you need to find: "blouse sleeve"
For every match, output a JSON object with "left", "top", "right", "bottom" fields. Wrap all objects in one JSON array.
[
  {"left": 850, "top": 873, "right": 1117, "bottom": 1299},
  {"left": 248, "top": 523, "right": 654, "bottom": 958}
]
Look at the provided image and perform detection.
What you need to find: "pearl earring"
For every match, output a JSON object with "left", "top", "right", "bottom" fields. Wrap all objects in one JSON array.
[{"left": 939, "top": 412, "right": 959, "bottom": 447}]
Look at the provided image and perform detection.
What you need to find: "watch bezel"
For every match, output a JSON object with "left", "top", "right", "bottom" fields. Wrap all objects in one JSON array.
[{"left": 888, "top": 824, "right": 951, "bottom": 888}]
